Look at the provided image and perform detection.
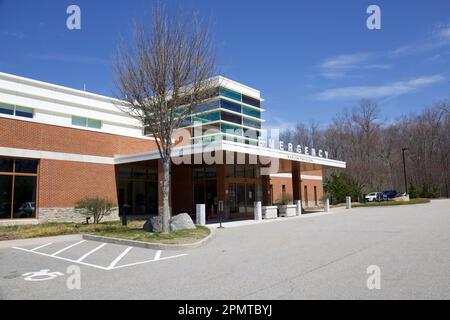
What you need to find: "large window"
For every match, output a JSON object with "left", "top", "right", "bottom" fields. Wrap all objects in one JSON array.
[
  {"left": 220, "top": 111, "right": 242, "bottom": 125},
  {"left": 242, "top": 95, "right": 260, "bottom": 108},
  {"left": 220, "top": 99, "right": 241, "bottom": 113},
  {"left": 0, "top": 157, "right": 38, "bottom": 220},
  {"left": 72, "top": 116, "right": 102, "bottom": 129},
  {"left": 0, "top": 103, "right": 33, "bottom": 119},
  {"left": 117, "top": 166, "right": 158, "bottom": 216},
  {"left": 242, "top": 106, "right": 261, "bottom": 119},
  {"left": 219, "top": 87, "right": 241, "bottom": 102}
]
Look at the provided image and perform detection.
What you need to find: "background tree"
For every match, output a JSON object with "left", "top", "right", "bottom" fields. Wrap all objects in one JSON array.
[
  {"left": 115, "top": 5, "right": 216, "bottom": 233},
  {"left": 282, "top": 99, "right": 450, "bottom": 202}
]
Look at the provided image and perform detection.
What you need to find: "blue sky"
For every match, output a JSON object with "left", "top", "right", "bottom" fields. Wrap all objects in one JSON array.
[{"left": 1, "top": 0, "right": 450, "bottom": 130}]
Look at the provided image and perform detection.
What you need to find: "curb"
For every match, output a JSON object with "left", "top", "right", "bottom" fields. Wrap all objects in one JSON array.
[{"left": 82, "top": 227, "right": 215, "bottom": 250}]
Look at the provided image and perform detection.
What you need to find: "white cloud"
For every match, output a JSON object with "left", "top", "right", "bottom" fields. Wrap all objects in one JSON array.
[
  {"left": 320, "top": 52, "right": 391, "bottom": 79},
  {"left": 315, "top": 75, "right": 445, "bottom": 101}
]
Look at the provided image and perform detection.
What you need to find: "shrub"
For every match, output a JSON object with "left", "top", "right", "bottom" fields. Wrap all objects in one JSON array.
[
  {"left": 276, "top": 193, "right": 293, "bottom": 205},
  {"left": 75, "top": 196, "right": 115, "bottom": 224}
]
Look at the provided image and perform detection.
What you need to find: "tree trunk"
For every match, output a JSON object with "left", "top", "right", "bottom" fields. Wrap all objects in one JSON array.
[{"left": 161, "top": 155, "right": 171, "bottom": 234}]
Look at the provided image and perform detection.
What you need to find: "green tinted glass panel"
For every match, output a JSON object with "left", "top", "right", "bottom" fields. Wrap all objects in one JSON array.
[
  {"left": 192, "top": 111, "right": 220, "bottom": 123},
  {"left": 221, "top": 123, "right": 242, "bottom": 136},
  {"left": 243, "top": 118, "right": 261, "bottom": 129},
  {"left": 15, "top": 106, "right": 33, "bottom": 118},
  {"left": 242, "top": 106, "right": 261, "bottom": 118},
  {"left": 72, "top": 116, "right": 87, "bottom": 127},
  {"left": 219, "top": 87, "right": 241, "bottom": 102},
  {"left": 0, "top": 103, "right": 14, "bottom": 115},
  {"left": 87, "top": 119, "right": 102, "bottom": 129}
]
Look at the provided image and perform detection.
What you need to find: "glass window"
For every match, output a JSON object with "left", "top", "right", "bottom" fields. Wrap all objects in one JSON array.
[
  {"left": 236, "top": 165, "right": 245, "bottom": 178},
  {"left": 192, "top": 111, "right": 220, "bottom": 123},
  {"left": 0, "top": 103, "right": 14, "bottom": 116},
  {"left": 118, "top": 167, "right": 132, "bottom": 178},
  {"left": 15, "top": 159, "right": 38, "bottom": 174},
  {"left": 15, "top": 106, "right": 33, "bottom": 118},
  {"left": 132, "top": 168, "right": 146, "bottom": 179},
  {"left": 72, "top": 116, "right": 87, "bottom": 127},
  {"left": 221, "top": 123, "right": 242, "bottom": 136},
  {"left": 220, "top": 99, "right": 241, "bottom": 113},
  {"left": 204, "top": 166, "right": 216, "bottom": 178},
  {"left": 87, "top": 119, "right": 102, "bottom": 129},
  {"left": 194, "top": 100, "right": 220, "bottom": 113},
  {"left": 219, "top": 87, "right": 241, "bottom": 102},
  {"left": 220, "top": 111, "right": 241, "bottom": 125},
  {"left": 226, "top": 164, "right": 235, "bottom": 178},
  {"left": 245, "top": 165, "right": 255, "bottom": 178},
  {"left": 242, "top": 95, "right": 260, "bottom": 108},
  {"left": 12, "top": 176, "right": 37, "bottom": 219},
  {"left": 243, "top": 129, "right": 260, "bottom": 141},
  {"left": 0, "top": 157, "right": 14, "bottom": 172},
  {"left": 242, "top": 106, "right": 261, "bottom": 118},
  {"left": 243, "top": 118, "right": 261, "bottom": 129},
  {"left": 0, "top": 176, "right": 13, "bottom": 219}
]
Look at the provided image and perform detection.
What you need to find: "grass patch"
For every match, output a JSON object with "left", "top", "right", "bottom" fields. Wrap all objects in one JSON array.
[
  {"left": 0, "top": 219, "right": 210, "bottom": 244},
  {"left": 348, "top": 198, "right": 430, "bottom": 208},
  {"left": 0, "top": 220, "right": 143, "bottom": 241},
  {"left": 95, "top": 225, "right": 210, "bottom": 244}
]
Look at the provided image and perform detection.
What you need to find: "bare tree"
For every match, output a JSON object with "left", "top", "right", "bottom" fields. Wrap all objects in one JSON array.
[{"left": 115, "top": 5, "right": 216, "bottom": 233}]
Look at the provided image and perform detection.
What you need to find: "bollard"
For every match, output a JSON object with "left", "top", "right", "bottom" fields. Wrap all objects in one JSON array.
[
  {"left": 254, "top": 201, "right": 262, "bottom": 221},
  {"left": 196, "top": 204, "right": 206, "bottom": 225},
  {"left": 324, "top": 198, "right": 330, "bottom": 212},
  {"left": 295, "top": 200, "right": 301, "bottom": 216},
  {"left": 346, "top": 196, "right": 351, "bottom": 209}
]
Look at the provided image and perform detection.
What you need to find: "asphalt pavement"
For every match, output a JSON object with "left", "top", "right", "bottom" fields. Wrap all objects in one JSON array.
[{"left": 0, "top": 199, "right": 449, "bottom": 299}]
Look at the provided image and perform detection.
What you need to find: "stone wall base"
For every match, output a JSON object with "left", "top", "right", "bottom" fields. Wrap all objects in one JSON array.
[{"left": 38, "top": 207, "right": 120, "bottom": 224}]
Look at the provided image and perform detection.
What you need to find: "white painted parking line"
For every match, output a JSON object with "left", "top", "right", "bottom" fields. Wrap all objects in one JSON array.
[
  {"left": 107, "top": 246, "right": 133, "bottom": 269},
  {"left": 12, "top": 241, "right": 188, "bottom": 271},
  {"left": 30, "top": 243, "right": 53, "bottom": 252},
  {"left": 50, "top": 240, "right": 86, "bottom": 256},
  {"left": 76, "top": 243, "right": 107, "bottom": 262},
  {"left": 13, "top": 246, "right": 109, "bottom": 270},
  {"left": 112, "top": 253, "right": 188, "bottom": 270}
]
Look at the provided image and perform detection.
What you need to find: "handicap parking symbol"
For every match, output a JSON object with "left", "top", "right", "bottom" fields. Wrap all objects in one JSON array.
[{"left": 22, "top": 269, "right": 64, "bottom": 281}]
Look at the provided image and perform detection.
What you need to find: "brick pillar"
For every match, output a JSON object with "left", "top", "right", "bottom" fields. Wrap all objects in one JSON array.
[
  {"left": 292, "top": 161, "right": 301, "bottom": 202},
  {"left": 262, "top": 174, "right": 271, "bottom": 206}
]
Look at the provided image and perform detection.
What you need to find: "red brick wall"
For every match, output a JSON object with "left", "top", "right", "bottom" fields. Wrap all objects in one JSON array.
[
  {"left": 0, "top": 117, "right": 157, "bottom": 157},
  {"left": 271, "top": 171, "right": 324, "bottom": 206},
  {"left": 38, "top": 159, "right": 118, "bottom": 208}
]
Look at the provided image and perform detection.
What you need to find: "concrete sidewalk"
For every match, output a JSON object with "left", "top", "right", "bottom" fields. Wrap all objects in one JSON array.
[{"left": 206, "top": 207, "right": 347, "bottom": 229}]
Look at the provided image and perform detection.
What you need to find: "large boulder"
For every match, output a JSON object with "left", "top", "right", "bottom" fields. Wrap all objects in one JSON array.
[
  {"left": 143, "top": 215, "right": 163, "bottom": 233},
  {"left": 169, "top": 213, "right": 196, "bottom": 231}
]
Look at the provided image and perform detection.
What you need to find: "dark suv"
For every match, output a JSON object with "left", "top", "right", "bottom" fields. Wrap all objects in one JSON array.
[{"left": 382, "top": 190, "right": 397, "bottom": 201}]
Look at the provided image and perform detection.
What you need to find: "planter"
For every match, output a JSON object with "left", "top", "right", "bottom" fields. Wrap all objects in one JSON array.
[
  {"left": 277, "top": 204, "right": 297, "bottom": 217},
  {"left": 262, "top": 206, "right": 278, "bottom": 219}
]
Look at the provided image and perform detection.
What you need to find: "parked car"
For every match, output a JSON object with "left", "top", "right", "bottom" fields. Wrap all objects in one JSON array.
[
  {"left": 13, "top": 202, "right": 35, "bottom": 218},
  {"left": 364, "top": 192, "right": 383, "bottom": 202},
  {"left": 382, "top": 190, "right": 397, "bottom": 201}
]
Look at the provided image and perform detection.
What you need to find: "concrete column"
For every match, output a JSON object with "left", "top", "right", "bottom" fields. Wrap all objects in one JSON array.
[
  {"left": 324, "top": 198, "right": 330, "bottom": 212},
  {"left": 254, "top": 201, "right": 262, "bottom": 221},
  {"left": 295, "top": 200, "right": 302, "bottom": 216},
  {"left": 346, "top": 196, "right": 351, "bottom": 209},
  {"left": 196, "top": 204, "right": 206, "bottom": 225}
]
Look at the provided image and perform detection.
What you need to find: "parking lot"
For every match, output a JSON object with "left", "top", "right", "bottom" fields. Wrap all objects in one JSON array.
[{"left": 1, "top": 199, "right": 449, "bottom": 300}]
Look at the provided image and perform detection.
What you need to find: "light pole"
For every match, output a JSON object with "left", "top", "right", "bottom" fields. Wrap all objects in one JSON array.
[{"left": 402, "top": 147, "right": 409, "bottom": 194}]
